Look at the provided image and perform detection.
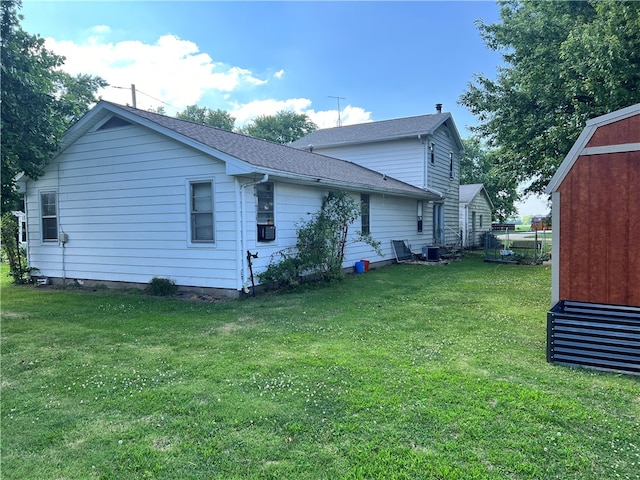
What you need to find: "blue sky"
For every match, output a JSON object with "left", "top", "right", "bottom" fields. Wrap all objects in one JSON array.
[{"left": 20, "top": 0, "right": 548, "bottom": 215}]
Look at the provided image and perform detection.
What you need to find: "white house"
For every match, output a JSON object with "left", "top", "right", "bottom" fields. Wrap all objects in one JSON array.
[
  {"left": 19, "top": 101, "right": 443, "bottom": 296},
  {"left": 291, "top": 105, "right": 465, "bottom": 247},
  {"left": 459, "top": 184, "right": 493, "bottom": 248}
]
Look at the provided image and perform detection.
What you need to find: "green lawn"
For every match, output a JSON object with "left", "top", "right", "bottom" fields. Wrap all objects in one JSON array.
[{"left": 1, "top": 256, "right": 638, "bottom": 479}]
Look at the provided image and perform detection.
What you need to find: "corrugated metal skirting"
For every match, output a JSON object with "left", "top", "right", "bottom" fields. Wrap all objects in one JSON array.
[{"left": 547, "top": 301, "right": 640, "bottom": 375}]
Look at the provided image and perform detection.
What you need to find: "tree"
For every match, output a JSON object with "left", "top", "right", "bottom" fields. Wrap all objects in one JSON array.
[
  {"left": 175, "top": 105, "right": 235, "bottom": 131},
  {"left": 459, "top": 1, "right": 640, "bottom": 196},
  {"left": 241, "top": 110, "right": 317, "bottom": 144},
  {"left": 460, "top": 137, "right": 518, "bottom": 222},
  {"left": 1, "top": 0, "right": 106, "bottom": 213}
]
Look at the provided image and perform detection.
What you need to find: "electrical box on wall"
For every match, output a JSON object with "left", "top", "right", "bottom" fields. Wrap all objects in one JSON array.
[{"left": 257, "top": 224, "right": 276, "bottom": 242}]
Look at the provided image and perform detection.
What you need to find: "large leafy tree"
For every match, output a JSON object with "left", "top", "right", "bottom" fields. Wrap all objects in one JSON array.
[
  {"left": 459, "top": 1, "right": 640, "bottom": 195},
  {"left": 176, "top": 105, "right": 235, "bottom": 131},
  {"left": 241, "top": 110, "right": 317, "bottom": 144},
  {"left": 1, "top": 0, "right": 106, "bottom": 213},
  {"left": 461, "top": 137, "right": 518, "bottom": 222}
]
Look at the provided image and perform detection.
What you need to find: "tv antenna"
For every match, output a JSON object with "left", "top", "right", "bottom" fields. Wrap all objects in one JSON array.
[{"left": 328, "top": 95, "right": 345, "bottom": 127}]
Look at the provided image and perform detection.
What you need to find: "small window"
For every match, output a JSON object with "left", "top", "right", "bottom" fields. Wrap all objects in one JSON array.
[
  {"left": 430, "top": 142, "right": 435, "bottom": 163},
  {"left": 417, "top": 200, "right": 423, "bottom": 233},
  {"left": 40, "top": 191, "right": 58, "bottom": 242},
  {"left": 361, "top": 194, "right": 370, "bottom": 235},
  {"left": 190, "top": 181, "right": 214, "bottom": 243},
  {"left": 479, "top": 215, "right": 483, "bottom": 228}
]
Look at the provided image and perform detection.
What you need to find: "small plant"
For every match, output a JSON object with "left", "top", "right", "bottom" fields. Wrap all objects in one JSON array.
[
  {"left": 0, "top": 213, "right": 32, "bottom": 284},
  {"left": 145, "top": 277, "right": 177, "bottom": 296}
]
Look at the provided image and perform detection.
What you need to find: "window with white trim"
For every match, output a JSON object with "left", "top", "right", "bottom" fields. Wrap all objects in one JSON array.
[
  {"left": 189, "top": 181, "right": 214, "bottom": 243},
  {"left": 256, "top": 182, "right": 276, "bottom": 242},
  {"left": 361, "top": 194, "right": 370, "bottom": 235},
  {"left": 40, "top": 191, "right": 58, "bottom": 242}
]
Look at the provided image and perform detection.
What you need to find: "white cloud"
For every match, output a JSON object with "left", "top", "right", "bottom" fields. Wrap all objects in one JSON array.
[
  {"left": 228, "top": 100, "right": 372, "bottom": 129},
  {"left": 306, "top": 105, "right": 373, "bottom": 129},
  {"left": 44, "top": 29, "right": 373, "bottom": 129},
  {"left": 44, "top": 32, "right": 269, "bottom": 112},
  {"left": 89, "top": 25, "right": 111, "bottom": 34},
  {"left": 230, "top": 98, "right": 313, "bottom": 126}
]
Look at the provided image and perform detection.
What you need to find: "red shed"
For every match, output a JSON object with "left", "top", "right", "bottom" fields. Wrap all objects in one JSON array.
[{"left": 545, "top": 103, "right": 640, "bottom": 374}]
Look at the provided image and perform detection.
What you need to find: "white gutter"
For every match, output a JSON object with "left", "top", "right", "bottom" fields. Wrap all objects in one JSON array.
[{"left": 239, "top": 174, "right": 269, "bottom": 292}]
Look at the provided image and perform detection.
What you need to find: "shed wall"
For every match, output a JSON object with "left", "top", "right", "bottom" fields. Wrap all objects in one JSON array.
[
  {"left": 586, "top": 115, "right": 640, "bottom": 147},
  {"left": 557, "top": 152, "right": 640, "bottom": 306}
]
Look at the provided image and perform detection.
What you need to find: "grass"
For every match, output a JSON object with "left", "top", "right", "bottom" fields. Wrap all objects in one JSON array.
[{"left": 1, "top": 255, "right": 638, "bottom": 479}]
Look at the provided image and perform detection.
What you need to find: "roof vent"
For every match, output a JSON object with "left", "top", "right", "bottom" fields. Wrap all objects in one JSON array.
[{"left": 435, "top": 103, "right": 443, "bottom": 113}]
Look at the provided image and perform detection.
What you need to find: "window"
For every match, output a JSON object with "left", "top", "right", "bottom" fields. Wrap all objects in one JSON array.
[
  {"left": 40, "top": 191, "right": 58, "bottom": 241},
  {"left": 256, "top": 182, "right": 274, "bottom": 225},
  {"left": 479, "top": 215, "right": 483, "bottom": 228},
  {"left": 417, "top": 200, "right": 423, "bottom": 233},
  {"left": 256, "top": 182, "right": 276, "bottom": 242},
  {"left": 361, "top": 194, "right": 370, "bottom": 235},
  {"left": 190, "top": 181, "right": 214, "bottom": 243},
  {"left": 430, "top": 142, "right": 435, "bottom": 163}
]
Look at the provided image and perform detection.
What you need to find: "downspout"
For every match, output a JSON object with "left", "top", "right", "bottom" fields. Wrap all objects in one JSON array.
[{"left": 239, "top": 174, "right": 269, "bottom": 293}]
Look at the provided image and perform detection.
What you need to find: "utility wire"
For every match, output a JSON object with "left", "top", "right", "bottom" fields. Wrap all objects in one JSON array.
[{"left": 111, "top": 85, "right": 179, "bottom": 111}]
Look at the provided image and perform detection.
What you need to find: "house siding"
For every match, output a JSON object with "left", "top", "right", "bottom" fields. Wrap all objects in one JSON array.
[
  {"left": 25, "top": 124, "right": 241, "bottom": 290},
  {"left": 25, "top": 124, "right": 430, "bottom": 292},
  {"left": 460, "top": 192, "right": 492, "bottom": 248},
  {"left": 307, "top": 123, "right": 460, "bottom": 245},
  {"left": 245, "top": 185, "right": 430, "bottom": 274}
]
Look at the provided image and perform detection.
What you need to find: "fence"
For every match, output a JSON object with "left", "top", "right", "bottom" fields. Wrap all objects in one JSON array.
[
  {"left": 483, "top": 230, "right": 551, "bottom": 264},
  {"left": 547, "top": 301, "right": 640, "bottom": 375}
]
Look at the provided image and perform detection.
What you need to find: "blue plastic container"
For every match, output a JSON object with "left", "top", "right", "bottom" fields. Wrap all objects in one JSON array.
[{"left": 354, "top": 261, "right": 365, "bottom": 273}]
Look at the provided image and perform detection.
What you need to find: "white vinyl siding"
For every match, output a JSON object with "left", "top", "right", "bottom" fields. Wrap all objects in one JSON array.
[
  {"left": 308, "top": 123, "right": 461, "bottom": 245},
  {"left": 25, "top": 124, "right": 238, "bottom": 289}
]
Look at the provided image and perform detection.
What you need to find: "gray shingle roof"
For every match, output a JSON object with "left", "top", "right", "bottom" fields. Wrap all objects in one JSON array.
[
  {"left": 459, "top": 183, "right": 493, "bottom": 209},
  {"left": 290, "top": 113, "right": 454, "bottom": 149},
  {"left": 87, "top": 102, "right": 441, "bottom": 200},
  {"left": 459, "top": 184, "right": 484, "bottom": 204}
]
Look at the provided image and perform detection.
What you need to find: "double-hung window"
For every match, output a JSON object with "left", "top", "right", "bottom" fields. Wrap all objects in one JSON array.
[
  {"left": 256, "top": 182, "right": 276, "bottom": 242},
  {"left": 190, "top": 181, "right": 214, "bottom": 243},
  {"left": 40, "top": 191, "right": 58, "bottom": 242},
  {"left": 361, "top": 194, "right": 370, "bottom": 235}
]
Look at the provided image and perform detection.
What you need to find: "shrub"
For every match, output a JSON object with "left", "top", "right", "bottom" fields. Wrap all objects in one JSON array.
[
  {"left": 145, "top": 277, "right": 177, "bottom": 296},
  {"left": 0, "top": 213, "right": 34, "bottom": 284},
  {"left": 259, "top": 191, "right": 381, "bottom": 289}
]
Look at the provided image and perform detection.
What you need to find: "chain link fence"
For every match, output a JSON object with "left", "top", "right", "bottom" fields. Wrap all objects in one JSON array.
[{"left": 484, "top": 229, "right": 552, "bottom": 264}]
